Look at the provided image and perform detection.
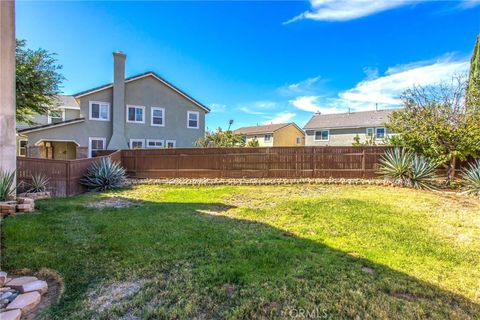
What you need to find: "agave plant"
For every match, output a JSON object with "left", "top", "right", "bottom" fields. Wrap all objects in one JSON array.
[
  {"left": 409, "top": 155, "right": 438, "bottom": 190},
  {"left": 28, "top": 173, "right": 49, "bottom": 193},
  {"left": 461, "top": 160, "right": 480, "bottom": 195},
  {"left": 379, "top": 148, "right": 413, "bottom": 187},
  {"left": 81, "top": 158, "right": 126, "bottom": 191},
  {"left": 0, "top": 170, "right": 15, "bottom": 202}
]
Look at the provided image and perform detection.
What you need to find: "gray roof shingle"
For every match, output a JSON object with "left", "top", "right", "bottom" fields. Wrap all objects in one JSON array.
[
  {"left": 303, "top": 109, "right": 399, "bottom": 130},
  {"left": 54, "top": 95, "right": 80, "bottom": 109}
]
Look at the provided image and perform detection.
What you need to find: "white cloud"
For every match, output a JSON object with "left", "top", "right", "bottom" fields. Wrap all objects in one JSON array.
[
  {"left": 339, "top": 57, "right": 469, "bottom": 109},
  {"left": 285, "top": 0, "right": 479, "bottom": 23},
  {"left": 208, "top": 103, "right": 226, "bottom": 113},
  {"left": 239, "top": 107, "right": 266, "bottom": 115},
  {"left": 263, "top": 112, "right": 296, "bottom": 124},
  {"left": 289, "top": 95, "right": 343, "bottom": 114},
  {"left": 288, "top": 56, "right": 469, "bottom": 114}
]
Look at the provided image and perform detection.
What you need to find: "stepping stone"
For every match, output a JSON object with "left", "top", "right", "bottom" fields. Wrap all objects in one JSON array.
[
  {"left": 5, "top": 277, "right": 37, "bottom": 291},
  {"left": 0, "top": 272, "right": 7, "bottom": 286},
  {"left": 19, "top": 280, "right": 48, "bottom": 295},
  {"left": 6, "top": 291, "right": 40, "bottom": 314},
  {"left": 0, "top": 309, "right": 22, "bottom": 320}
]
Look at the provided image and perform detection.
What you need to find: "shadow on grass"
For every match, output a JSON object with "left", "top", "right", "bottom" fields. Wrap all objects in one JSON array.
[{"left": 1, "top": 194, "right": 479, "bottom": 319}]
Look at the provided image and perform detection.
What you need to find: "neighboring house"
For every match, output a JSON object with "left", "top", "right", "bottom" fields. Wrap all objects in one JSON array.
[
  {"left": 233, "top": 123, "right": 305, "bottom": 147},
  {"left": 18, "top": 51, "right": 210, "bottom": 159},
  {"left": 16, "top": 95, "right": 81, "bottom": 157},
  {"left": 303, "top": 109, "right": 397, "bottom": 146}
]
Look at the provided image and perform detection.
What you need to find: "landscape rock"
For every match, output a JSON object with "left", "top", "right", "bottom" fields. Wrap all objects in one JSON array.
[
  {"left": 6, "top": 277, "right": 38, "bottom": 291},
  {"left": 6, "top": 291, "right": 41, "bottom": 314},
  {"left": 0, "top": 291, "right": 13, "bottom": 300},
  {"left": 19, "top": 280, "right": 48, "bottom": 295},
  {"left": 0, "top": 272, "right": 7, "bottom": 286},
  {"left": 0, "top": 309, "right": 22, "bottom": 320}
]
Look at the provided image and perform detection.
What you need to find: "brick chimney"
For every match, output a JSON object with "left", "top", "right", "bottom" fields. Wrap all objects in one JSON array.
[{"left": 107, "top": 51, "right": 128, "bottom": 150}]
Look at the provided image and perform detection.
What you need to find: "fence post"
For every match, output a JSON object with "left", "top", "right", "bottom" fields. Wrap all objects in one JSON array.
[
  {"left": 65, "top": 161, "right": 70, "bottom": 196},
  {"left": 362, "top": 148, "right": 366, "bottom": 178}
]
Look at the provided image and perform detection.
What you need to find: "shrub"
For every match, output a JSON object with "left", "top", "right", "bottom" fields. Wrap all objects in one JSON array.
[
  {"left": 409, "top": 155, "right": 438, "bottom": 190},
  {"left": 28, "top": 173, "right": 49, "bottom": 193},
  {"left": 379, "top": 148, "right": 437, "bottom": 189},
  {"left": 0, "top": 170, "right": 15, "bottom": 201},
  {"left": 461, "top": 160, "right": 480, "bottom": 195},
  {"left": 81, "top": 158, "right": 126, "bottom": 192},
  {"left": 379, "top": 148, "right": 413, "bottom": 187}
]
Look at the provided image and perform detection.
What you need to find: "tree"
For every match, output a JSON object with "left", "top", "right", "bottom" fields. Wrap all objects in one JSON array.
[
  {"left": 467, "top": 35, "right": 480, "bottom": 109},
  {"left": 246, "top": 138, "right": 260, "bottom": 147},
  {"left": 195, "top": 128, "right": 245, "bottom": 147},
  {"left": 16, "top": 39, "right": 64, "bottom": 125},
  {"left": 387, "top": 75, "right": 480, "bottom": 183}
]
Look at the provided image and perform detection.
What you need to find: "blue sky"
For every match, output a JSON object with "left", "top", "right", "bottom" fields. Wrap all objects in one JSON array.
[{"left": 16, "top": 1, "right": 480, "bottom": 130}]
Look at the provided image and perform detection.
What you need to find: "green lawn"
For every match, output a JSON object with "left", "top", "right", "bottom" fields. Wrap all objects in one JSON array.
[{"left": 1, "top": 185, "right": 479, "bottom": 319}]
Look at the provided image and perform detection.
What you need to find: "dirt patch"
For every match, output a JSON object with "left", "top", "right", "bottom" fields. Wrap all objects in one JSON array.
[
  {"left": 392, "top": 292, "right": 419, "bottom": 302},
  {"left": 85, "top": 197, "right": 143, "bottom": 209},
  {"left": 225, "top": 186, "right": 329, "bottom": 209},
  {"left": 9, "top": 268, "right": 64, "bottom": 320},
  {"left": 88, "top": 280, "right": 145, "bottom": 313}
]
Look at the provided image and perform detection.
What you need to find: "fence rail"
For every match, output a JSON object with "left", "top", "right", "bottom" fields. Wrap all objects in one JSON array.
[
  {"left": 17, "top": 150, "right": 122, "bottom": 197},
  {"left": 120, "top": 146, "right": 390, "bottom": 179}
]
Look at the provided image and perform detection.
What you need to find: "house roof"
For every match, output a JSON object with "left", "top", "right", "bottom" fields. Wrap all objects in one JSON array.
[
  {"left": 303, "top": 109, "right": 398, "bottom": 130},
  {"left": 233, "top": 123, "right": 293, "bottom": 135},
  {"left": 54, "top": 95, "right": 80, "bottom": 109},
  {"left": 18, "top": 117, "right": 85, "bottom": 134},
  {"left": 73, "top": 71, "right": 210, "bottom": 113}
]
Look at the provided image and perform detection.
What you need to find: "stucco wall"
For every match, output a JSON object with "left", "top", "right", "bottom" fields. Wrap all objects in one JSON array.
[
  {"left": 245, "top": 134, "right": 274, "bottom": 147},
  {"left": 305, "top": 127, "right": 391, "bottom": 146},
  {"left": 274, "top": 125, "right": 305, "bottom": 146}
]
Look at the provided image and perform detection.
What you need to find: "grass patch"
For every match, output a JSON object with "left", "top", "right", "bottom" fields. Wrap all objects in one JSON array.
[{"left": 1, "top": 185, "right": 479, "bottom": 319}]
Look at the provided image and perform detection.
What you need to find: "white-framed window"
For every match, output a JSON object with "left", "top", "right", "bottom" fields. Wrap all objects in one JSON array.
[
  {"left": 264, "top": 134, "right": 272, "bottom": 142},
  {"left": 314, "top": 130, "right": 329, "bottom": 141},
  {"left": 151, "top": 107, "right": 165, "bottom": 127},
  {"left": 366, "top": 127, "right": 374, "bottom": 137},
  {"left": 18, "top": 139, "right": 28, "bottom": 156},
  {"left": 146, "top": 139, "right": 164, "bottom": 148},
  {"left": 89, "top": 101, "right": 110, "bottom": 121},
  {"left": 375, "top": 127, "right": 386, "bottom": 139},
  {"left": 187, "top": 111, "right": 199, "bottom": 129},
  {"left": 127, "top": 105, "right": 145, "bottom": 124},
  {"left": 166, "top": 140, "right": 176, "bottom": 148},
  {"left": 48, "top": 109, "right": 65, "bottom": 124},
  {"left": 296, "top": 137, "right": 302, "bottom": 145},
  {"left": 129, "top": 139, "right": 145, "bottom": 149},
  {"left": 88, "top": 137, "right": 106, "bottom": 158}
]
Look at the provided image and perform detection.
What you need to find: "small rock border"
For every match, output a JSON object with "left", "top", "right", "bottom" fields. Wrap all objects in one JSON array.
[{"left": 126, "top": 177, "right": 395, "bottom": 187}]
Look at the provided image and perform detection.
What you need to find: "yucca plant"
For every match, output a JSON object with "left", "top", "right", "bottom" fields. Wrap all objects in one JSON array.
[
  {"left": 461, "top": 160, "right": 480, "bottom": 195},
  {"left": 0, "top": 170, "right": 15, "bottom": 201},
  {"left": 409, "top": 155, "right": 438, "bottom": 190},
  {"left": 379, "top": 148, "right": 413, "bottom": 187},
  {"left": 81, "top": 158, "right": 126, "bottom": 191},
  {"left": 28, "top": 173, "right": 49, "bottom": 193},
  {"left": 379, "top": 148, "right": 437, "bottom": 189}
]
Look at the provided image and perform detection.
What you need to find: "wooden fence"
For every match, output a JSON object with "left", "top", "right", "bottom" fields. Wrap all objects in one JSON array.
[
  {"left": 17, "top": 150, "right": 122, "bottom": 197},
  {"left": 121, "top": 147, "right": 390, "bottom": 179}
]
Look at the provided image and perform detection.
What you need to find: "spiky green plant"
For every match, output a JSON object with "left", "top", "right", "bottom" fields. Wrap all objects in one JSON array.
[
  {"left": 81, "top": 158, "right": 126, "bottom": 192},
  {"left": 461, "top": 160, "right": 480, "bottom": 195},
  {"left": 409, "top": 155, "right": 438, "bottom": 190},
  {"left": 379, "top": 148, "right": 413, "bottom": 187},
  {"left": 28, "top": 173, "right": 49, "bottom": 193},
  {"left": 0, "top": 170, "right": 15, "bottom": 201}
]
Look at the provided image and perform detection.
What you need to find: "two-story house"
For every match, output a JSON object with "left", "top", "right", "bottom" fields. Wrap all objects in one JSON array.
[
  {"left": 233, "top": 123, "right": 305, "bottom": 147},
  {"left": 303, "top": 109, "right": 397, "bottom": 146},
  {"left": 18, "top": 52, "right": 210, "bottom": 159}
]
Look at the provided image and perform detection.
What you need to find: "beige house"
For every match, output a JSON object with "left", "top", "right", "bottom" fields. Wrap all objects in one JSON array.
[
  {"left": 17, "top": 52, "right": 209, "bottom": 159},
  {"left": 234, "top": 123, "right": 305, "bottom": 147},
  {"left": 304, "top": 109, "right": 397, "bottom": 146}
]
